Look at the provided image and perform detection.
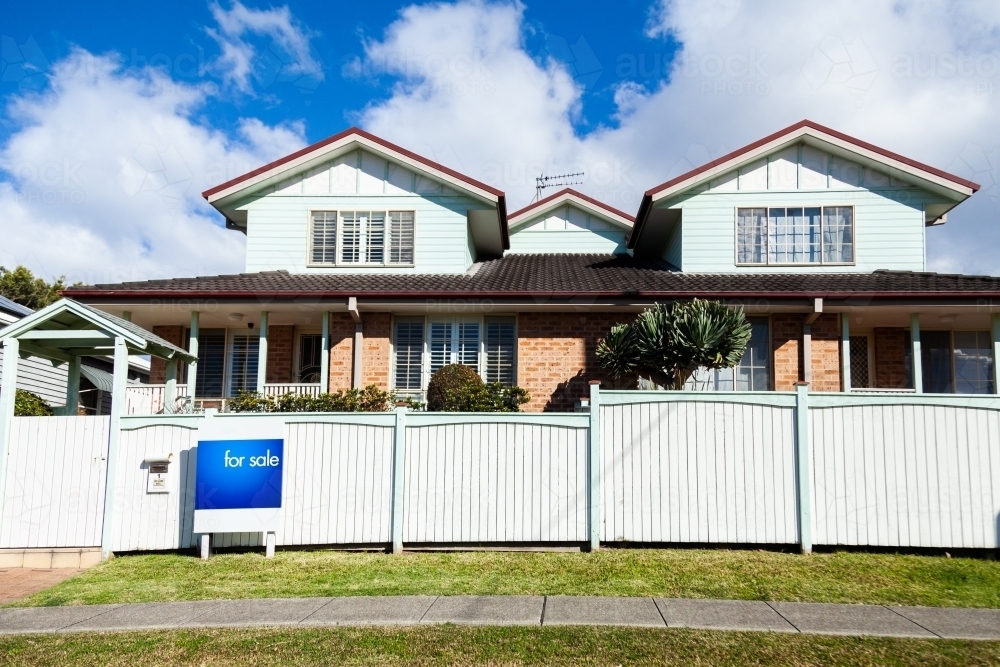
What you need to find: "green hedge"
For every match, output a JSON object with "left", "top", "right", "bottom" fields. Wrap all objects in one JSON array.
[
  {"left": 228, "top": 385, "right": 393, "bottom": 413},
  {"left": 426, "top": 364, "right": 530, "bottom": 412},
  {"left": 14, "top": 389, "right": 54, "bottom": 416}
]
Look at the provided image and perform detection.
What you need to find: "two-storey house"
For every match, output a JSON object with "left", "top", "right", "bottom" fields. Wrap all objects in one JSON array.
[{"left": 67, "top": 121, "right": 1000, "bottom": 410}]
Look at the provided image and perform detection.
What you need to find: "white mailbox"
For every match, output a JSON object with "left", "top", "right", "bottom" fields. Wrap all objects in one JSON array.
[{"left": 144, "top": 453, "right": 173, "bottom": 494}]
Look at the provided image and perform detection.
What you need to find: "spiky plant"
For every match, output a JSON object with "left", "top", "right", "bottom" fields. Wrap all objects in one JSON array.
[{"left": 596, "top": 299, "right": 752, "bottom": 390}]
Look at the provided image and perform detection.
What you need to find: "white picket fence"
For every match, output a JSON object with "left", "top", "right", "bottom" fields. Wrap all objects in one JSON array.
[{"left": 1, "top": 390, "right": 998, "bottom": 554}]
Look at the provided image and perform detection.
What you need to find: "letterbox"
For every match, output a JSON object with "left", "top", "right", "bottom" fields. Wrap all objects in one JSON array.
[{"left": 144, "top": 453, "right": 173, "bottom": 494}]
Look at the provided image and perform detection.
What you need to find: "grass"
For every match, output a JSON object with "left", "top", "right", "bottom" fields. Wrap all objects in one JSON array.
[
  {"left": 2, "top": 626, "right": 999, "bottom": 666},
  {"left": 10, "top": 548, "right": 1000, "bottom": 608}
]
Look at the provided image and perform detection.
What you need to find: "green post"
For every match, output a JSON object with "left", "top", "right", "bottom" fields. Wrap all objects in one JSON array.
[
  {"left": 0, "top": 338, "right": 20, "bottom": 540},
  {"left": 588, "top": 380, "right": 601, "bottom": 551},
  {"left": 841, "top": 314, "right": 851, "bottom": 392},
  {"left": 100, "top": 336, "right": 129, "bottom": 561},
  {"left": 65, "top": 356, "right": 81, "bottom": 415},
  {"left": 992, "top": 313, "right": 1000, "bottom": 395},
  {"left": 795, "top": 382, "right": 812, "bottom": 554},
  {"left": 257, "top": 311, "right": 269, "bottom": 393},
  {"left": 320, "top": 311, "right": 330, "bottom": 393},
  {"left": 188, "top": 312, "right": 199, "bottom": 412},
  {"left": 391, "top": 405, "right": 407, "bottom": 553},
  {"left": 911, "top": 313, "right": 923, "bottom": 393},
  {"left": 164, "top": 358, "right": 177, "bottom": 415}
]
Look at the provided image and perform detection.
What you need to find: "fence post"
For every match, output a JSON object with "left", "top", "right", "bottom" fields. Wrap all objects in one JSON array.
[
  {"left": 390, "top": 404, "right": 407, "bottom": 554},
  {"left": 795, "top": 382, "right": 812, "bottom": 554},
  {"left": 588, "top": 380, "right": 601, "bottom": 552},
  {"left": 100, "top": 336, "right": 129, "bottom": 561},
  {"left": 0, "top": 338, "right": 20, "bottom": 538}
]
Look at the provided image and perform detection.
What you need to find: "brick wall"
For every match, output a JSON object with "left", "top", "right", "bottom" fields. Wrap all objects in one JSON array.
[
  {"left": 771, "top": 314, "right": 842, "bottom": 392},
  {"left": 809, "top": 313, "right": 842, "bottom": 392},
  {"left": 874, "top": 327, "right": 909, "bottom": 388},
  {"left": 328, "top": 313, "right": 356, "bottom": 391},
  {"left": 150, "top": 326, "right": 184, "bottom": 383},
  {"left": 362, "top": 313, "right": 392, "bottom": 390},
  {"left": 772, "top": 315, "right": 802, "bottom": 392},
  {"left": 265, "top": 325, "right": 294, "bottom": 383},
  {"left": 516, "top": 312, "right": 630, "bottom": 412}
]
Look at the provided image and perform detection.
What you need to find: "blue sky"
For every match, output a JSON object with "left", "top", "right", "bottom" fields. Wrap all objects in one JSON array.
[
  {"left": 3, "top": 0, "right": 674, "bottom": 142},
  {"left": 1, "top": 1, "right": 998, "bottom": 283}
]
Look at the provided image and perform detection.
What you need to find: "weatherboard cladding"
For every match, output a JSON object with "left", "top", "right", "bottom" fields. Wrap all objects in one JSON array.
[{"left": 66, "top": 254, "right": 1000, "bottom": 299}]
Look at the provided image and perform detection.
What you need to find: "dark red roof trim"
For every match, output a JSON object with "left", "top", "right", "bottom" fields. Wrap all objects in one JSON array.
[
  {"left": 645, "top": 119, "right": 980, "bottom": 198},
  {"left": 628, "top": 119, "right": 982, "bottom": 249},
  {"left": 202, "top": 126, "right": 505, "bottom": 199},
  {"left": 508, "top": 188, "right": 635, "bottom": 223}
]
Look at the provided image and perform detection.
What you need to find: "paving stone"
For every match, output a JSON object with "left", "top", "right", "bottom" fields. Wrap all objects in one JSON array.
[
  {"left": 770, "top": 602, "right": 935, "bottom": 638},
  {"left": 891, "top": 606, "right": 1000, "bottom": 640},
  {"left": 0, "top": 605, "right": 120, "bottom": 634},
  {"left": 544, "top": 596, "right": 664, "bottom": 627},
  {"left": 656, "top": 598, "right": 796, "bottom": 632},
  {"left": 422, "top": 596, "right": 543, "bottom": 626},
  {"left": 62, "top": 601, "right": 225, "bottom": 632},
  {"left": 198, "top": 598, "right": 331, "bottom": 627},
  {"left": 301, "top": 596, "right": 436, "bottom": 626}
]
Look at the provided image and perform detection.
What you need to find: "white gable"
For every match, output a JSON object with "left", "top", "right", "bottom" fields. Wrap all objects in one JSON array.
[
  {"left": 706, "top": 146, "right": 912, "bottom": 193},
  {"left": 267, "top": 150, "right": 462, "bottom": 197}
]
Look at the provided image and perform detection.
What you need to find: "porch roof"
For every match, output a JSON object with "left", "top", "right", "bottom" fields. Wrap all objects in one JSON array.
[
  {"left": 0, "top": 298, "right": 195, "bottom": 363},
  {"left": 64, "top": 254, "right": 1000, "bottom": 303}
]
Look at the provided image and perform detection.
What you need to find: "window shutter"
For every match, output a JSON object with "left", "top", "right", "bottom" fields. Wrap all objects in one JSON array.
[
  {"left": 484, "top": 317, "right": 516, "bottom": 384},
  {"left": 389, "top": 211, "right": 414, "bottom": 264},
  {"left": 310, "top": 212, "right": 337, "bottom": 264}
]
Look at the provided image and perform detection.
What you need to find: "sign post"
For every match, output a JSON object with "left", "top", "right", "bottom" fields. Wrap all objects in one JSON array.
[{"left": 193, "top": 414, "right": 285, "bottom": 557}]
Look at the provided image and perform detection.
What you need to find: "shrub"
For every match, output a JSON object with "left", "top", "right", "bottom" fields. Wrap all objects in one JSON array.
[
  {"left": 227, "top": 385, "right": 394, "bottom": 413},
  {"left": 426, "top": 364, "right": 482, "bottom": 411},
  {"left": 14, "top": 389, "right": 54, "bottom": 416},
  {"left": 442, "top": 382, "right": 530, "bottom": 412}
]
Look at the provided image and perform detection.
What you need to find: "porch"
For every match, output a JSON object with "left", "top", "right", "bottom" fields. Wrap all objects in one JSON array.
[{"left": 78, "top": 297, "right": 1000, "bottom": 415}]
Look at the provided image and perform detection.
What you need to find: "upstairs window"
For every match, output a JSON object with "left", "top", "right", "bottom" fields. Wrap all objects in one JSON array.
[
  {"left": 310, "top": 210, "right": 414, "bottom": 266},
  {"left": 737, "top": 206, "right": 854, "bottom": 265}
]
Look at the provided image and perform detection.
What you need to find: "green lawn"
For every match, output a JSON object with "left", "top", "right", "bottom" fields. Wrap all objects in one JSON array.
[
  {"left": 11, "top": 548, "right": 1000, "bottom": 608},
  {"left": 2, "top": 626, "right": 999, "bottom": 666}
]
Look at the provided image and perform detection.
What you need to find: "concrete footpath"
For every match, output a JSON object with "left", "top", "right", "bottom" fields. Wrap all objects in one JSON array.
[{"left": 1, "top": 597, "right": 998, "bottom": 639}]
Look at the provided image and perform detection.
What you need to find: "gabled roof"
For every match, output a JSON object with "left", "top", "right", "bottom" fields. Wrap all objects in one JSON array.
[
  {"left": 628, "top": 120, "right": 981, "bottom": 249},
  {"left": 0, "top": 298, "right": 194, "bottom": 362},
  {"left": 202, "top": 126, "right": 510, "bottom": 252},
  {"left": 65, "top": 256, "right": 1000, "bottom": 302},
  {"left": 508, "top": 188, "right": 635, "bottom": 230}
]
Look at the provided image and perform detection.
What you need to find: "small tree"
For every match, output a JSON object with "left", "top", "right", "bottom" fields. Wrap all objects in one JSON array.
[
  {"left": 14, "top": 390, "right": 54, "bottom": 416},
  {"left": 596, "top": 299, "right": 752, "bottom": 390},
  {"left": 0, "top": 265, "right": 70, "bottom": 310}
]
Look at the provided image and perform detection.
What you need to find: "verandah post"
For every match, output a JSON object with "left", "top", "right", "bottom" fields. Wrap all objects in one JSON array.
[
  {"left": 588, "top": 380, "right": 601, "bottom": 552},
  {"left": 390, "top": 404, "right": 407, "bottom": 554},
  {"left": 794, "top": 382, "right": 812, "bottom": 554},
  {"left": 100, "top": 336, "right": 129, "bottom": 561},
  {"left": 910, "top": 313, "right": 923, "bottom": 393},
  {"left": 840, "top": 314, "right": 851, "bottom": 392},
  {"left": 64, "top": 355, "right": 81, "bottom": 416},
  {"left": 0, "top": 338, "right": 21, "bottom": 538},
  {"left": 188, "top": 312, "right": 199, "bottom": 412},
  {"left": 992, "top": 313, "right": 1000, "bottom": 395},
  {"left": 320, "top": 311, "right": 330, "bottom": 393},
  {"left": 257, "top": 311, "right": 269, "bottom": 394}
]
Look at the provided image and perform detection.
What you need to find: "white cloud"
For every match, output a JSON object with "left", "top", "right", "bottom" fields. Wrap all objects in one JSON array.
[
  {"left": 207, "top": 0, "right": 324, "bottom": 94},
  {"left": 353, "top": 0, "right": 1000, "bottom": 275},
  {"left": 0, "top": 49, "right": 305, "bottom": 285}
]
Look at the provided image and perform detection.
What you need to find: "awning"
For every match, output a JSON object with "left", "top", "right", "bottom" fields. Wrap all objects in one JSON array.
[{"left": 80, "top": 365, "right": 114, "bottom": 393}]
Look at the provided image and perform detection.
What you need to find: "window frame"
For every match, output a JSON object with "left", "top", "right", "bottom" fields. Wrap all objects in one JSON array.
[
  {"left": 307, "top": 209, "right": 417, "bottom": 268},
  {"left": 733, "top": 205, "right": 856, "bottom": 267},
  {"left": 390, "top": 314, "right": 518, "bottom": 393}
]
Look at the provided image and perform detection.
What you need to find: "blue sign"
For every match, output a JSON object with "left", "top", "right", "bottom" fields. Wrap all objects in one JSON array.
[{"left": 195, "top": 439, "right": 284, "bottom": 510}]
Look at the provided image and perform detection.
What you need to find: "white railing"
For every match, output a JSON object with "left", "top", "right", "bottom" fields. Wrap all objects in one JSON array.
[
  {"left": 263, "top": 383, "right": 322, "bottom": 398},
  {"left": 125, "top": 384, "right": 189, "bottom": 415},
  {"left": 3, "top": 389, "right": 999, "bottom": 555}
]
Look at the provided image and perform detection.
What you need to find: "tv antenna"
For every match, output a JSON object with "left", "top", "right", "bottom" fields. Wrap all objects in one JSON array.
[{"left": 534, "top": 171, "right": 584, "bottom": 201}]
